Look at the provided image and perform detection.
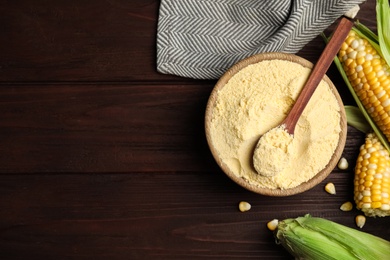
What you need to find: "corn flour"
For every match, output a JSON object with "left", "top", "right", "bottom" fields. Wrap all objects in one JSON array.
[
  {"left": 209, "top": 60, "right": 341, "bottom": 189},
  {"left": 253, "top": 125, "right": 294, "bottom": 177}
]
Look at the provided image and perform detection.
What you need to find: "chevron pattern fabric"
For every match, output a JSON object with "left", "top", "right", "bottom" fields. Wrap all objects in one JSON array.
[{"left": 156, "top": 0, "right": 366, "bottom": 79}]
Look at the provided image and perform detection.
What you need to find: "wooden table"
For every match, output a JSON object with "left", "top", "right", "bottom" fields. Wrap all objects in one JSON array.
[{"left": 1, "top": 0, "right": 388, "bottom": 259}]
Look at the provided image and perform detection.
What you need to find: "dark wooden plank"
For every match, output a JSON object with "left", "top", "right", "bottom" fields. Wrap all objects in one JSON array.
[
  {"left": 0, "top": 0, "right": 184, "bottom": 82},
  {"left": 0, "top": 83, "right": 216, "bottom": 173},
  {"left": 0, "top": 0, "right": 377, "bottom": 82},
  {"left": 0, "top": 80, "right": 365, "bottom": 174},
  {"left": 0, "top": 170, "right": 388, "bottom": 259},
  {"left": 0, "top": 0, "right": 388, "bottom": 259},
  {"left": 0, "top": 43, "right": 371, "bottom": 175}
]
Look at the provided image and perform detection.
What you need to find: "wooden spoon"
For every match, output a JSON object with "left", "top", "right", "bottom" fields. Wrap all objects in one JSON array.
[
  {"left": 281, "top": 17, "right": 353, "bottom": 135},
  {"left": 253, "top": 17, "right": 354, "bottom": 176}
]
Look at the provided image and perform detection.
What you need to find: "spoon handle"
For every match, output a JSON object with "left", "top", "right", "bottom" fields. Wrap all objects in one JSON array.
[{"left": 283, "top": 17, "right": 354, "bottom": 134}]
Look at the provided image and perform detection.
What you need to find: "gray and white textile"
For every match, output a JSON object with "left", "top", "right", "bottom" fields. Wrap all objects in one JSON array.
[{"left": 156, "top": 0, "right": 366, "bottom": 79}]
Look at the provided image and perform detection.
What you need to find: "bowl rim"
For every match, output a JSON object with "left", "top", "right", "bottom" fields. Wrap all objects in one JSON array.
[{"left": 205, "top": 52, "right": 347, "bottom": 196}]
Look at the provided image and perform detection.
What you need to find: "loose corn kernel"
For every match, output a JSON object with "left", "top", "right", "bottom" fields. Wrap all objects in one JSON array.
[
  {"left": 325, "top": 182, "right": 336, "bottom": 195},
  {"left": 339, "top": 30, "right": 390, "bottom": 141},
  {"left": 353, "top": 133, "right": 390, "bottom": 217},
  {"left": 238, "top": 201, "right": 251, "bottom": 212},
  {"left": 340, "top": 201, "right": 353, "bottom": 211},
  {"left": 267, "top": 219, "right": 279, "bottom": 231},
  {"left": 355, "top": 215, "right": 366, "bottom": 228},
  {"left": 338, "top": 157, "right": 349, "bottom": 170}
]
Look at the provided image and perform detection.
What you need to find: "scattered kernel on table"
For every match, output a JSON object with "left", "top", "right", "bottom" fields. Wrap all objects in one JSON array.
[
  {"left": 267, "top": 219, "right": 279, "bottom": 231},
  {"left": 325, "top": 182, "right": 336, "bottom": 195},
  {"left": 355, "top": 215, "right": 366, "bottom": 228},
  {"left": 338, "top": 157, "right": 348, "bottom": 170},
  {"left": 238, "top": 201, "right": 251, "bottom": 212},
  {"left": 340, "top": 201, "right": 353, "bottom": 211}
]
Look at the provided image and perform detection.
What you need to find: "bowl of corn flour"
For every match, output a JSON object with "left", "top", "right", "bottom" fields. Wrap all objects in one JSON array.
[{"left": 205, "top": 52, "right": 347, "bottom": 196}]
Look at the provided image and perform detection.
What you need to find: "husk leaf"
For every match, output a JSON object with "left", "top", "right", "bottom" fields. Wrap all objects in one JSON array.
[{"left": 275, "top": 215, "right": 390, "bottom": 260}]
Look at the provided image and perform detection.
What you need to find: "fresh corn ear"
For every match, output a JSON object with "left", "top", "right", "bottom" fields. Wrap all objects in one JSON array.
[
  {"left": 274, "top": 214, "right": 390, "bottom": 260},
  {"left": 354, "top": 132, "right": 390, "bottom": 217},
  {"left": 338, "top": 29, "right": 390, "bottom": 142},
  {"left": 336, "top": 1, "right": 390, "bottom": 217}
]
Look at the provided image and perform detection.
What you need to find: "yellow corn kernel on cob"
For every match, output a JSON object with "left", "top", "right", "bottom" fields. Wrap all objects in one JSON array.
[
  {"left": 354, "top": 133, "right": 390, "bottom": 217},
  {"left": 338, "top": 30, "right": 390, "bottom": 141}
]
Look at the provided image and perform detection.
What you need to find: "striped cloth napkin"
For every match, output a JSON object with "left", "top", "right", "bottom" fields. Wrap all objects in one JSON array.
[{"left": 156, "top": 0, "right": 366, "bottom": 80}]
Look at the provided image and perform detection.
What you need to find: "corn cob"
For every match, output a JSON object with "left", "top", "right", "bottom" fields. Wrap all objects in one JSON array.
[
  {"left": 274, "top": 215, "right": 390, "bottom": 260},
  {"left": 338, "top": 30, "right": 390, "bottom": 141},
  {"left": 354, "top": 132, "right": 390, "bottom": 217}
]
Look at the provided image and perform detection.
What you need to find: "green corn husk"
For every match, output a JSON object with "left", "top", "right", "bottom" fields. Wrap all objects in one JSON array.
[
  {"left": 274, "top": 215, "right": 390, "bottom": 260},
  {"left": 377, "top": 0, "right": 390, "bottom": 66},
  {"left": 344, "top": 105, "right": 372, "bottom": 134}
]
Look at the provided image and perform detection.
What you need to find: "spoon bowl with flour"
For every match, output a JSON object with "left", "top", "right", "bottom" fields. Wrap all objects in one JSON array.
[{"left": 253, "top": 17, "right": 353, "bottom": 177}]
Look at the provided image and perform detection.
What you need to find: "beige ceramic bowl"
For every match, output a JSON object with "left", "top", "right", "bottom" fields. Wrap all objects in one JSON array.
[{"left": 205, "top": 52, "right": 347, "bottom": 196}]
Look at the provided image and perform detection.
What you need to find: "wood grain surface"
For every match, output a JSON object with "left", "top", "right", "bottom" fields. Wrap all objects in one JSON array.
[{"left": 0, "top": 0, "right": 389, "bottom": 259}]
